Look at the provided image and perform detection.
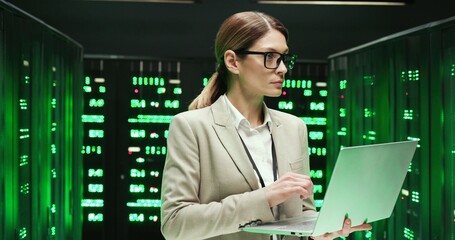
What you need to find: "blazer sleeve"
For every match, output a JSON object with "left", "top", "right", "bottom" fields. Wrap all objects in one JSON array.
[{"left": 160, "top": 113, "right": 275, "bottom": 240}]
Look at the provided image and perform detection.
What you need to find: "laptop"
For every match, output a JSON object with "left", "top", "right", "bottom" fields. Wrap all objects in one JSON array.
[{"left": 241, "top": 140, "right": 418, "bottom": 237}]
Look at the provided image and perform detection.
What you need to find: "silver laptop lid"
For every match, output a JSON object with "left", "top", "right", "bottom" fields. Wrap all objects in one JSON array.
[{"left": 312, "top": 140, "right": 418, "bottom": 236}]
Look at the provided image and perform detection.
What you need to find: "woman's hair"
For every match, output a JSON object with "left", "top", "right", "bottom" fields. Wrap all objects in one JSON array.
[{"left": 188, "top": 11, "right": 289, "bottom": 110}]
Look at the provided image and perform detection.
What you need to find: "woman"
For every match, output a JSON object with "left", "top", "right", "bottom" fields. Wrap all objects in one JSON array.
[{"left": 160, "top": 11, "right": 371, "bottom": 240}]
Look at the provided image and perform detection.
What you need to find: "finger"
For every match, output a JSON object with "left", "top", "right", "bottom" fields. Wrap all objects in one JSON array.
[
  {"left": 350, "top": 223, "right": 372, "bottom": 233},
  {"left": 281, "top": 172, "right": 312, "bottom": 182},
  {"left": 341, "top": 218, "right": 351, "bottom": 236}
]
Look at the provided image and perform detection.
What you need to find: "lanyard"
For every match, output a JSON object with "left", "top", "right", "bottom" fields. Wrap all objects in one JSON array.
[{"left": 237, "top": 131, "right": 278, "bottom": 188}]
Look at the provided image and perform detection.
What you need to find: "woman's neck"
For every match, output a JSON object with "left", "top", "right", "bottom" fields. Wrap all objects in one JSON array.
[{"left": 227, "top": 92, "right": 264, "bottom": 128}]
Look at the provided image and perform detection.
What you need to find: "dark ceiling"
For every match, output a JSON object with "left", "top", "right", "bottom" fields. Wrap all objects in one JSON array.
[{"left": 6, "top": 0, "right": 455, "bottom": 60}]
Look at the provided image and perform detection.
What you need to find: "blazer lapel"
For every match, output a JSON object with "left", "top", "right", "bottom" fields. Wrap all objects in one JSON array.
[
  {"left": 210, "top": 98, "right": 260, "bottom": 190},
  {"left": 269, "top": 112, "right": 289, "bottom": 178}
]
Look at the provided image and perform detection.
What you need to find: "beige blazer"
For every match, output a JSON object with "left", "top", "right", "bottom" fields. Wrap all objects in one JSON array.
[{"left": 161, "top": 97, "right": 316, "bottom": 240}]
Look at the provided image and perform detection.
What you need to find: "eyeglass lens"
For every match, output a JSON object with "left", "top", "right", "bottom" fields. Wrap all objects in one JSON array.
[{"left": 265, "top": 53, "right": 295, "bottom": 69}]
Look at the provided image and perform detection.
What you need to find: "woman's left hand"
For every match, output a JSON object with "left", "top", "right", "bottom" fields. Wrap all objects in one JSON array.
[{"left": 310, "top": 218, "right": 372, "bottom": 240}]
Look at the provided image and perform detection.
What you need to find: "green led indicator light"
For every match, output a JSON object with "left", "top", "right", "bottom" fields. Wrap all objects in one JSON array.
[
  {"left": 82, "top": 115, "right": 105, "bottom": 123},
  {"left": 20, "top": 183, "right": 30, "bottom": 194},
  {"left": 313, "top": 185, "right": 323, "bottom": 193},
  {"left": 132, "top": 77, "right": 137, "bottom": 85},
  {"left": 164, "top": 100, "right": 180, "bottom": 109},
  {"left": 88, "top": 169, "right": 104, "bottom": 177},
  {"left": 19, "top": 227, "right": 27, "bottom": 239},
  {"left": 81, "top": 145, "right": 102, "bottom": 154},
  {"left": 85, "top": 76, "right": 90, "bottom": 85},
  {"left": 309, "top": 131, "right": 324, "bottom": 140},
  {"left": 174, "top": 87, "right": 182, "bottom": 94},
  {"left": 303, "top": 90, "right": 312, "bottom": 96},
  {"left": 363, "top": 75, "right": 374, "bottom": 85},
  {"left": 164, "top": 130, "right": 169, "bottom": 138},
  {"left": 411, "top": 191, "right": 420, "bottom": 203},
  {"left": 19, "top": 128, "right": 30, "bottom": 139},
  {"left": 300, "top": 117, "right": 326, "bottom": 126},
  {"left": 19, "top": 99, "right": 28, "bottom": 110},
  {"left": 403, "top": 109, "right": 414, "bottom": 120},
  {"left": 83, "top": 86, "right": 92, "bottom": 92},
  {"left": 89, "top": 99, "right": 105, "bottom": 107},
  {"left": 278, "top": 101, "right": 293, "bottom": 110},
  {"left": 89, "top": 129, "right": 104, "bottom": 138},
  {"left": 337, "top": 127, "right": 347, "bottom": 136},
  {"left": 364, "top": 108, "right": 373, "bottom": 118},
  {"left": 307, "top": 80, "right": 312, "bottom": 88},
  {"left": 157, "top": 87, "right": 166, "bottom": 94},
  {"left": 310, "top": 170, "right": 324, "bottom": 178},
  {"left": 310, "top": 147, "right": 326, "bottom": 156},
  {"left": 136, "top": 157, "right": 145, "bottom": 163},
  {"left": 284, "top": 79, "right": 312, "bottom": 89},
  {"left": 150, "top": 132, "right": 159, "bottom": 139},
  {"left": 340, "top": 80, "right": 347, "bottom": 90},
  {"left": 131, "top": 99, "right": 146, "bottom": 108},
  {"left": 131, "top": 169, "right": 146, "bottom": 178},
  {"left": 99, "top": 86, "right": 106, "bottom": 93},
  {"left": 310, "top": 102, "right": 325, "bottom": 111},
  {"left": 150, "top": 171, "right": 160, "bottom": 177},
  {"left": 51, "top": 204, "right": 56, "bottom": 214},
  {"left": 130, "top": 184, "right": 145, "bottom": 193},
  {"left": 19, "top": 155, "right": 29, "bottom": 166},
  {"left": 145, "top": 146, "right": 167, "bottom": 155},
  {"left": 131, "top": 129, "right": 146, "bottom": 138},
  {"left": 339, "top": 108, "right": 346, "bottom": 117},
  {"left": 203, "top": 77, "right": 209, "bottom": 86},
  {"left": 88, "top": 184, "right": 104, "bottom": 193},
  {"left": 401, "top": 70, "right": 420, "bottom": 81},
  {"left": 126, "top": 199, "right": 161, "bottom": 207},
  {"left": 129, "top": 213, "right": 145, "bottom": 222},
  {"left": 404, "top": 227, "right": 415, "bottom": 240},
  {"left": 81, "top": 199, "right": 104, "bottom": 207},
  {"left": 88, "top": 213, "right": 104, "bottom": 222},
  {"left": 363, "top": 131, "right": 377, "bottom": 141},
  {"left": 128, "top": 115, "right": 174, "bottom": 124},
  {"left": 51, "top": 98, "right": 57, "bottom": 109}
]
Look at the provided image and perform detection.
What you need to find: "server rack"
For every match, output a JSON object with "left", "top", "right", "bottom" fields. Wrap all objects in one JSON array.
[
  {"left": 327, "top": 16, "right": 455, "bottom": 240},
  {"left": 82, "top": 56, "right": 328, "bottom": 239},
  {"left": 0, "top": 1, "right": 84, "bottom": 239}
]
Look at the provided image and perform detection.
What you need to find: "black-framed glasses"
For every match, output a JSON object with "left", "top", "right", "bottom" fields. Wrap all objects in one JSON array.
[{"left": 234, "top": 50, "right": 297, "bottom": 70}]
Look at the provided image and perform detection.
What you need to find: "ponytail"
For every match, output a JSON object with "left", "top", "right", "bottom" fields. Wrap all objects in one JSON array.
[{"left": 188, "top": 64, "right": 227, "bottom": 110}]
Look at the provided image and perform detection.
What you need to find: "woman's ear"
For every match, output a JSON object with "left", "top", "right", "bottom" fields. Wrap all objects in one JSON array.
[{"left": 224, "top": 50, "right": 240, "bottom": 75}]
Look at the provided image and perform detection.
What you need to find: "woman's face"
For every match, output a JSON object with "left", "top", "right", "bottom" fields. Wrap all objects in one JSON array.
[{"left": 235, "top": 29, "right": 288, "bottom": 99}]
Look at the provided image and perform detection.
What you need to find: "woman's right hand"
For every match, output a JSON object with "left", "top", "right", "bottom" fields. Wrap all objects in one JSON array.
[{"left": 264, "top": 172, "right": 314, "bottom": 208}]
